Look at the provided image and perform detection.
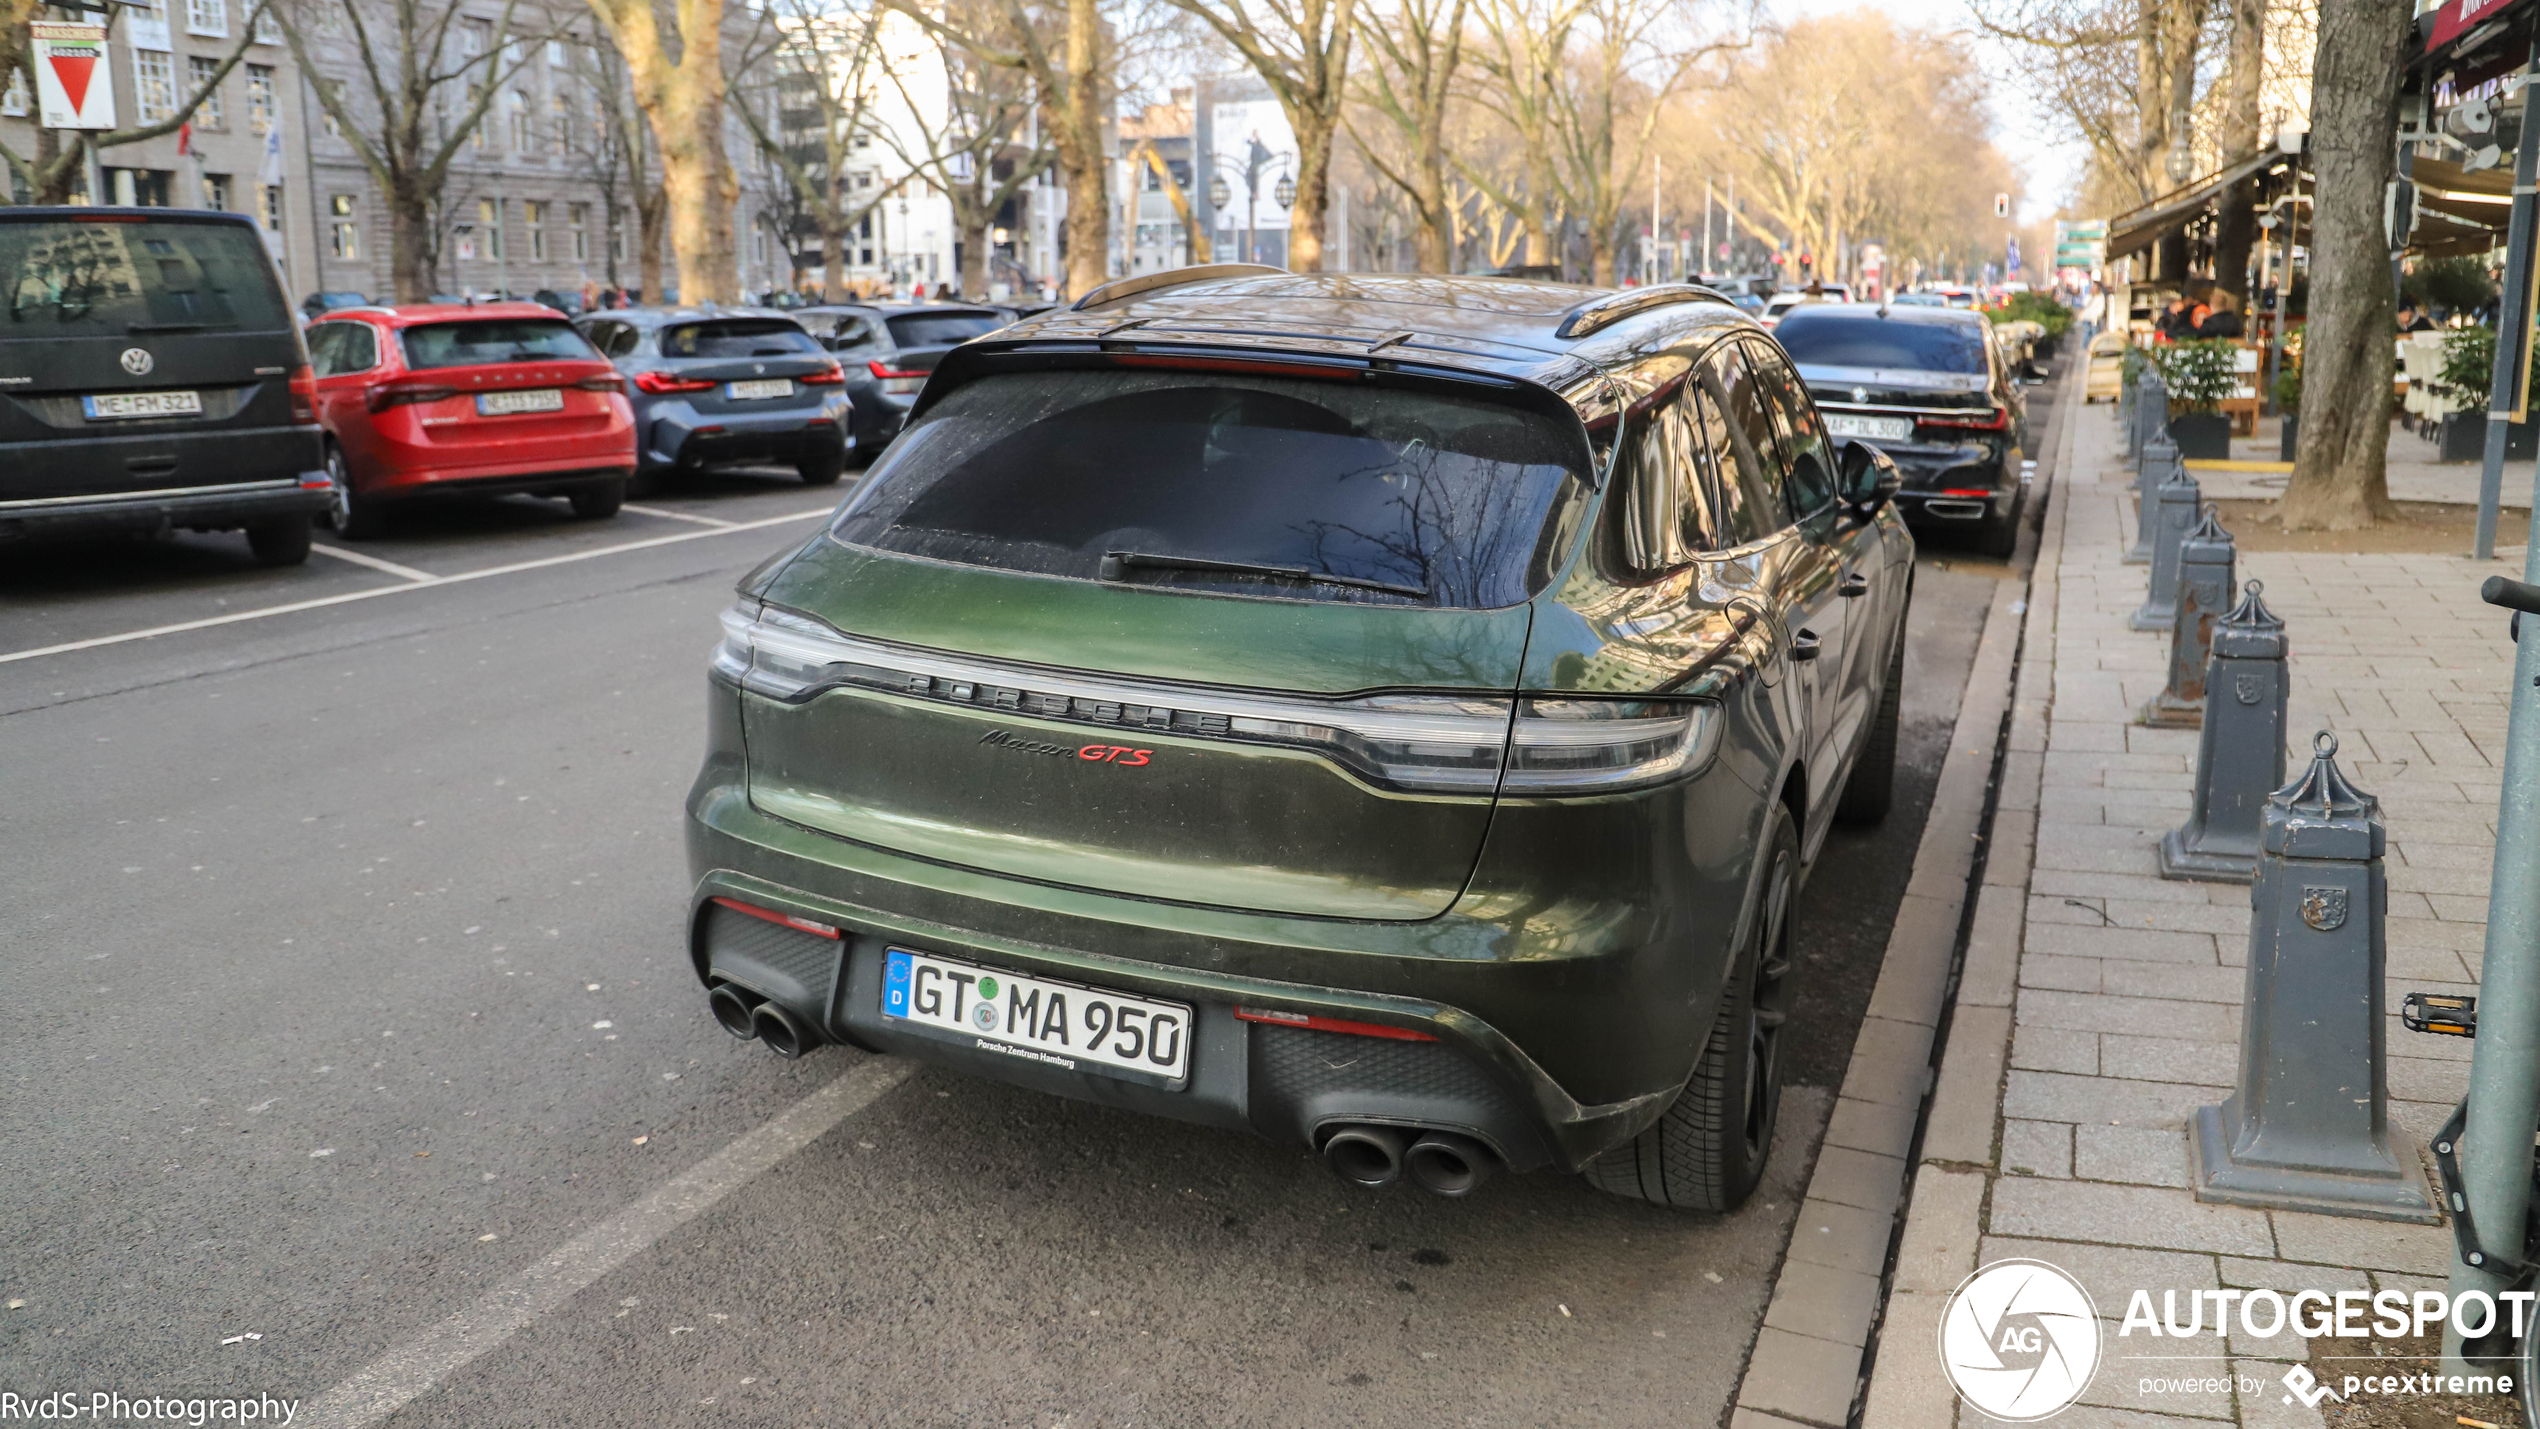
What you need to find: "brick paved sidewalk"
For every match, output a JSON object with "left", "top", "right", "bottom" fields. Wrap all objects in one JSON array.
[{"left": 1859, "top": 398, "right": 2522, "bottom": 1428}]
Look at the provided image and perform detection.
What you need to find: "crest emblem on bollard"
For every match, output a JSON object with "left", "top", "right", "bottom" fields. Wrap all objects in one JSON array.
[
  {"left": 2234, "top": 673, "right": 2263, "bottom": 704},
  {"left": 2301, "top": 885, "right": 2349, "bottom": 932}
]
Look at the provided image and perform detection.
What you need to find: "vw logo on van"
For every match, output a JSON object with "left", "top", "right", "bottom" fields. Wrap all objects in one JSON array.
[{"left": 120, "top": 347, "right": 154, "bottom": 376}]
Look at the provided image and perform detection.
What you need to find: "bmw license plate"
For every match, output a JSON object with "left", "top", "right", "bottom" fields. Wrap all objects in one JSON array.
[
  {"left": 1825, "top": 413, "right": 1912, "bottom": 441},
  {"left": 726, "top": 378, "right": 793, "bottom": 400},
  {"left": 476, "top": 388, "right": 565, "bottom": 416},
  {"left": 83, "top": 390, "right": 203, "bottom": 420},
  {"left": 881, "top": 948, "right": 1192, "bottom": 1087}
]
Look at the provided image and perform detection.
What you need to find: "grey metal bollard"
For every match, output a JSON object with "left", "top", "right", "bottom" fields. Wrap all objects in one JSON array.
[
  {"left": 2126, "top": 422, "right": 2176, "bottom": 567},
  {"left": 2128, "top": 461, "right": 2202, "bottom": 630},
  {"left": 2160, "top": 580, "right": 2288, "bottom": 883},
  {"left": 2141, "top": 505, "right": 2238, "bottom": 726},
  {"left": 2190, "top": 732, "right": 2440, "bottom": 1222},
  {"left": 2120, "top": 365, "right": 2140, "bottom": 456}
]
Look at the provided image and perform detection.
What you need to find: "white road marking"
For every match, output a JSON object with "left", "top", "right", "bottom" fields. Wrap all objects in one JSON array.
[
  {"left": 622, "top": 503, "right": 737, "bottom": 529},
  {"left": 298, "top": 1059, "right": 914, "bottom": 1429},
  {"left": 307, "top": 543, "right": 438, "bottom": 583},
  {"left": 0, "top": 507, "right": 832, "bottom": 666}
]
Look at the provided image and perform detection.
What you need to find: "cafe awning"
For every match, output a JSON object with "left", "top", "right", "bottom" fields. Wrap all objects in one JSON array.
[{"left": 2105, "top": 149, "right": 2296, "bottom": 260}]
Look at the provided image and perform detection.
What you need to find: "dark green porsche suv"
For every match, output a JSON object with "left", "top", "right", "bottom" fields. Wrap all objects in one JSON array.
[{"left": 684, "top": 268, "right": 1912, "bottom": 1209}]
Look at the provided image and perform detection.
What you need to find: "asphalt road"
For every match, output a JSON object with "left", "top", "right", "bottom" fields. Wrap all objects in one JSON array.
[{"left": 0, "top": 397, "right": 2040, "bottom": 1427}]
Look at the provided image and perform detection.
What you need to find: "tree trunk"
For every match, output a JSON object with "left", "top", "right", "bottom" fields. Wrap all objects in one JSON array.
[
  {"left": 958, "top": 207, "right": 989, "bottom": 297},
  {"left": 391, "top": 187, "right": 436, "bottom": 302},
  {"left": 33, "top": 127, "right": 79, "bottom": 204},
  {"left": 1058, "top": 0, "right": 1109, "bottom": 297},
  {"left": 659, "top": 124, "right": 739, "bottom": 303},
  {"left": 2213, "top": 187, "right": 2257, "bottom": 301},
  {"left": 2212, "top": 0, "right": 2267, "bottom": 302},
  {"left": 637, "top": 185, "right": 666, "bottom": 302},
  {"left": 1289, "top": 114, "right": 1334, "bottom": 272},
  {"left": 2281, "top": 0, "right": 2406, "bottom": 531}
]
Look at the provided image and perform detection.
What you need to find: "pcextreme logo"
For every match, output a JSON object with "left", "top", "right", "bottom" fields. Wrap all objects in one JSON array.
[{"left": 1938, "top": 1258, "right": 2103, "bottom": 1421}]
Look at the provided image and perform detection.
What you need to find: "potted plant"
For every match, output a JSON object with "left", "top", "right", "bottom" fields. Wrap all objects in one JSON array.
[
  {"left": 2155, "top": 338, "right": 2240, "bottom": 459},
  {"left": 2432, "top": 325, "right": 2540, "bottom": 463}
]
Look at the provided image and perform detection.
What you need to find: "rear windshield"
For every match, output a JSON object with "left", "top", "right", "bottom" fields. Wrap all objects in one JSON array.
[
  {"left": 659, "top": 319, "right": 820, "bottom": 358},
  {"left": 831, "top": 368, "right": 1590, "bottom": 608},
  {"left": 886, "top": 312, "right": 1003, "bottom": 347},
  {"left": 0, "top": 218, "right": 289, "bottom": 334},
  {"left": 1775, "top": 313, "right": 1990, "bottom": 374},
  {"left": 400, "top": 318, "right": 596, "bottom": 370}
]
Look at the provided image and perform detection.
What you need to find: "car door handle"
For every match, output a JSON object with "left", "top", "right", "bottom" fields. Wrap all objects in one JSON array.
[
  {"left": 1838, "top": 571, "right": 1870, "bottom": 598},
  {"left": 1791, "top": 628, "right": 1822, "bottom": 662}
]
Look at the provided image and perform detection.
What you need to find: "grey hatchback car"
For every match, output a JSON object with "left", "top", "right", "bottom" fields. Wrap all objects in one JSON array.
[
  {"left": 576, "top": 307, "right": 851, "bottom": 487},
  {"left": 686, "top": 269, "right": 1912, "bottom": 1209}
]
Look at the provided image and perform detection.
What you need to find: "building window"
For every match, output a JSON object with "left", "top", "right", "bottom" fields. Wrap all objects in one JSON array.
[
  {"left": 252, "top": 4, "right": 281, "bottom": 42},
  {"left": 751, "top": 228, "right": 765, "bottom": 266},
  {"left": 246, "top": 63, "right": 274, "bottom": 134},
  {"left": 189, "top": 55, "right": 225, "bottom": 128},
  {"left": 545, "top": 37, "right": 566, "bottom": 66},
  {"left": 330, "top": 193, "right": 359, "bottom": 259},
  {"left": 525, "top": 199, "right": 547, "bottom": 261},
  {"left": 133, "top": 50, "right": 176, "bottom": 124},
  {"left": 569, "top": 202, "right": 588, "bottom": 261},
  {"left": 261, "top": 183, "right": 284, "bottom": 233},
  {"left": 479, "top": 197, "right": 503, "bottom": 259},
  {"left": 548, "top": 92, "right": 569, "bottom": 154},
  {"left": 2, "top": 66, "right": 27, "bottom": 116},
  {"left": 186, "top": 0, "right": 225, "bottom": 37},
  {"left": 203, "top": 172, "right": 231, "bottom": 210},
  {"left": 507, "top": 89, "right": 531, "bottom": 151},
  {"left": 612, "top": 217, "right": 626, "bottom": 261},
  {"left": 460, "top": 18, "right": 488, "bottom": 57}
]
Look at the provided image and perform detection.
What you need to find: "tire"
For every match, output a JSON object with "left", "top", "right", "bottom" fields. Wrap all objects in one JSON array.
[
  {"left": 1836, "top": 625, "right": 1904, "bottom": 825},
  {"left": 569, "top": 479, "right": 625, "bottom": 520},
  {"left": 1978, "top": 487, "right": 2022, "bottom": 559},
  {"left": 245, "top": 514, "right": 313, "bottom": 567},
  {"left": 796, "top": 448, "right": 846, "bottom": 486},
  {"left": 324, "top": 445, "right": 390, "bottom": 541},
  {"left": 1583, "top": 810, "right": 1797, "bottom": 1211}
]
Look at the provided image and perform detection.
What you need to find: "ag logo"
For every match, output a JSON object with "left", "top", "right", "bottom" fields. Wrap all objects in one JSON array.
[
  {"left": 2301, "top": 885, "right": 2348, "bottom": 932},
  {"left": 120, "top": 346, "right": 154, "bottom": 375},
  {"left": 1938, "top": 1258, "right": 2100, "bottom": 1421}
]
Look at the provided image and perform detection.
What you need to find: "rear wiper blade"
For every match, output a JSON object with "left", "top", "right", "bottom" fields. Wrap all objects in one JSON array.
[
  {"left": 1099, "top": 550, "right": 1427, "bottom": 599},
  {"left": 127, "top": 321, "right": 212, "bottom": 333}
]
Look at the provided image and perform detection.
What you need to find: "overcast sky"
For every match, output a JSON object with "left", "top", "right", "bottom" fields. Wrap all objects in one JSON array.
[{"left": 1763, "top": 0, "right": 2086, "bottom": 222}]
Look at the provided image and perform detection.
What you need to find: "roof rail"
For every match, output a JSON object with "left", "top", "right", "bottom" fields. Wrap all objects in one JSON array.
[
  {"left": 1554, "top": 284, "right": 1737, "bottom": 340},
  {"left": 1070, "top": 263, "right": 1289, "bottom": 312}
]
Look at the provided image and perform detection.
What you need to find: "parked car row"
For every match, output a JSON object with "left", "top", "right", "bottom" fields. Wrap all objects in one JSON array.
[{"left": 2, "top": 205, "right": 1019, "bottom": 563}]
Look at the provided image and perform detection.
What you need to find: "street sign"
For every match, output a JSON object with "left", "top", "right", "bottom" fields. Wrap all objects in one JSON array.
[{"left": 32, "top": 22, "right": 115, "bottom": 130}]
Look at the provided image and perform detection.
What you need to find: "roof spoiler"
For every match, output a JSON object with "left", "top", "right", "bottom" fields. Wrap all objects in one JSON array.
[
  {"left": 1070, "top": 263, "right": 1289, "bottom": 312},
  {"left": 1554, "top": 284, "right": 1739, "bottom": 339}
]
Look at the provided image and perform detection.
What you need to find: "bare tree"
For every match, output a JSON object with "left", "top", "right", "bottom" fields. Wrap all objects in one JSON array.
[
  {"left": 1349, "top": 0, "right": 1466, "bottom": 272},
  {"left": 3, "top": 0, "right": 275, "bottom": 205},
  {"left": 2208, "top": 0, "right": 2266, "bottom": 300},
  {"left": 583, "top": 0, "right": 742, "bottom": 302},
  {"left": 2280, "top": 0, "right": 2405, "bottom": 530},
  {"left": 1541, "top": 0, "right": 1736, "bottom": 283},
  {"left": 878, "top": 28, "right": 1055, "bottom": 296},
  {"left": 1163, "top": 0, "right": 1357, "bottom": 271},
  {"left": 728, "top": 0, "right": 898, "bottom": 301},
  {"left": 563, "top": 33, "right": 665, "bottom": 295},
  {"left": 1457, "top": 0, "right": 1590, "bottom": 269}
]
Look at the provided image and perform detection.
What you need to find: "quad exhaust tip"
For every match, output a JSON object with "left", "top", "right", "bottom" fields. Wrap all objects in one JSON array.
[
  {"left": 707, "top": 982, "right": 763, "bottom": 1040},
  {"left": 750, "top": 1000, "right": 822, "bottom": 1059},
  {"left": 1322, "top": 1125, "right": 1499, "bottom": 1196}
]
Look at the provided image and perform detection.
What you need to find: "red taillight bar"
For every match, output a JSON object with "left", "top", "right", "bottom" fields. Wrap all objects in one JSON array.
[
  {"left": 865, "top": 359, "right": 925, "bottom": 381},
  {"left": 709, "top": 896, "right": 841, "bottom": 939},
  {"left": 1917, "top": 406, "right": 2010, "bottom": 431},
  {"left": 573, "top": 373, "right": 625, "bottom": 394},
  {"left": 633, "top": 370, "right": 718, "bottom": 394},
  {"left": 287, "top": 364, "right": 316, "bottom": 424},
  {"left": 1235, "top": 1006, "right": 1438, "bottom": 1042},
  {"left": 365, "top": 382, "right": 455, "bottom": 413},
  {"left": 800, "top": 363, "right": 847, "bottom": 386}
]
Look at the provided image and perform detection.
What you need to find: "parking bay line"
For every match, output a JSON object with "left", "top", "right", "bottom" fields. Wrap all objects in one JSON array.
[
  {"left": 0, "top": 507, "right": 832, "bottom": 667},
  {"left": 306, "top": 542, "right": 438, "bottom": 583},
  {"left": 621, "top": 502, "right": 738, "bottom": 529},
  {"left": 298, "top": 1058, "right": 915, "bottom": 1429}
]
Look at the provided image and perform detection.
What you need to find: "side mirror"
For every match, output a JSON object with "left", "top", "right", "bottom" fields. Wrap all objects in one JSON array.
[{"left": 1838, "top": 438, "right": 1901, "bottom": 511}]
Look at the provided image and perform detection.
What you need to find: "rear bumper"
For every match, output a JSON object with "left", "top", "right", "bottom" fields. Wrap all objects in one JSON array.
[
  {"left": 0, "top": 473, "right": 331, "bottom": 541},
  {"left": 365, "top": 458, "right": 633, "bottom": 500},
  {"left": 683, "top": 685, "right": 1768, "bottom": 1174},
  {"left": 641, "top": 399, "right": 855, "bottom": 471}
]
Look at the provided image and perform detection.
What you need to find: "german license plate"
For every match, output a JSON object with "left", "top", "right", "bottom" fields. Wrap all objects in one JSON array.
[
  {"left": 476, "top": 388, "right": 564, "bottom": 416},
  {"left": 726, "top": 378, "right": 793, "bottom": 400},
  {"left": 881, "top": 948, "right": 1192, "bottom": 1087},
  {"left": 1826, "top": 413, "right": 1911, "bottom": 441},
  {"left": 83, "top": 390, "right": 202, "bottom": 420}
]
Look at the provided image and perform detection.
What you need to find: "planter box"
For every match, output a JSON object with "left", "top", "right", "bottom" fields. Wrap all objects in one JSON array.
[
  {"left": 2279, "top": 411, "right": 2298, "bottom": 463},
  {"left": 2168, "top": 412, "right": 2234, "bottom": 461},
  {"left": 2437, "top": 412, "right": 2540, "bottom": 464}
]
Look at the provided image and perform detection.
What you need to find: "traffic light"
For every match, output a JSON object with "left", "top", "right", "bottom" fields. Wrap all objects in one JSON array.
[{"left": 1993, "top": 193, "right": 2010, "bottom": 219}]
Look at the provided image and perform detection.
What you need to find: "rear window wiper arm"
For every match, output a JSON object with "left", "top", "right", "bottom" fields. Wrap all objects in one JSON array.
[
  {"left": 1098, "top": 550, "right": 1427, "bottom": 599},
  {"left": 127, "top": 321, "right": 213, "bottom": 333}
]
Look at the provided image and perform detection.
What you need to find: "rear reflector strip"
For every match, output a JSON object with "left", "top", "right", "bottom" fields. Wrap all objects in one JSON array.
[
  {"left": 1236, "top": 1006, "right": 1438, "bottom": 1041},
  {"left": 710, "top": 896, "right": 840, "bottom": 939}
]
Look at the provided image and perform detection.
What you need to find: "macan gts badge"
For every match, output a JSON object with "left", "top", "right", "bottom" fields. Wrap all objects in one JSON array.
[{"left": 685, "top": 267, "right": 1916, "bottom": 1210}]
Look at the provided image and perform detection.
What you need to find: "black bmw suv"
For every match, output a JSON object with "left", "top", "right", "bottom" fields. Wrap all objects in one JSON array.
[
  {"left": 685, "top": 268, "right": 1912, "bottom": 1208},
  {"left": 1, "top": 208, "right": 328, "bottom": 564}
]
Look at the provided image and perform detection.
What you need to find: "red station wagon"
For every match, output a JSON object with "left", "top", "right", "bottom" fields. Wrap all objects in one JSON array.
[{"left": 303, "top": 302, "right": 635, "bottom": 538}]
